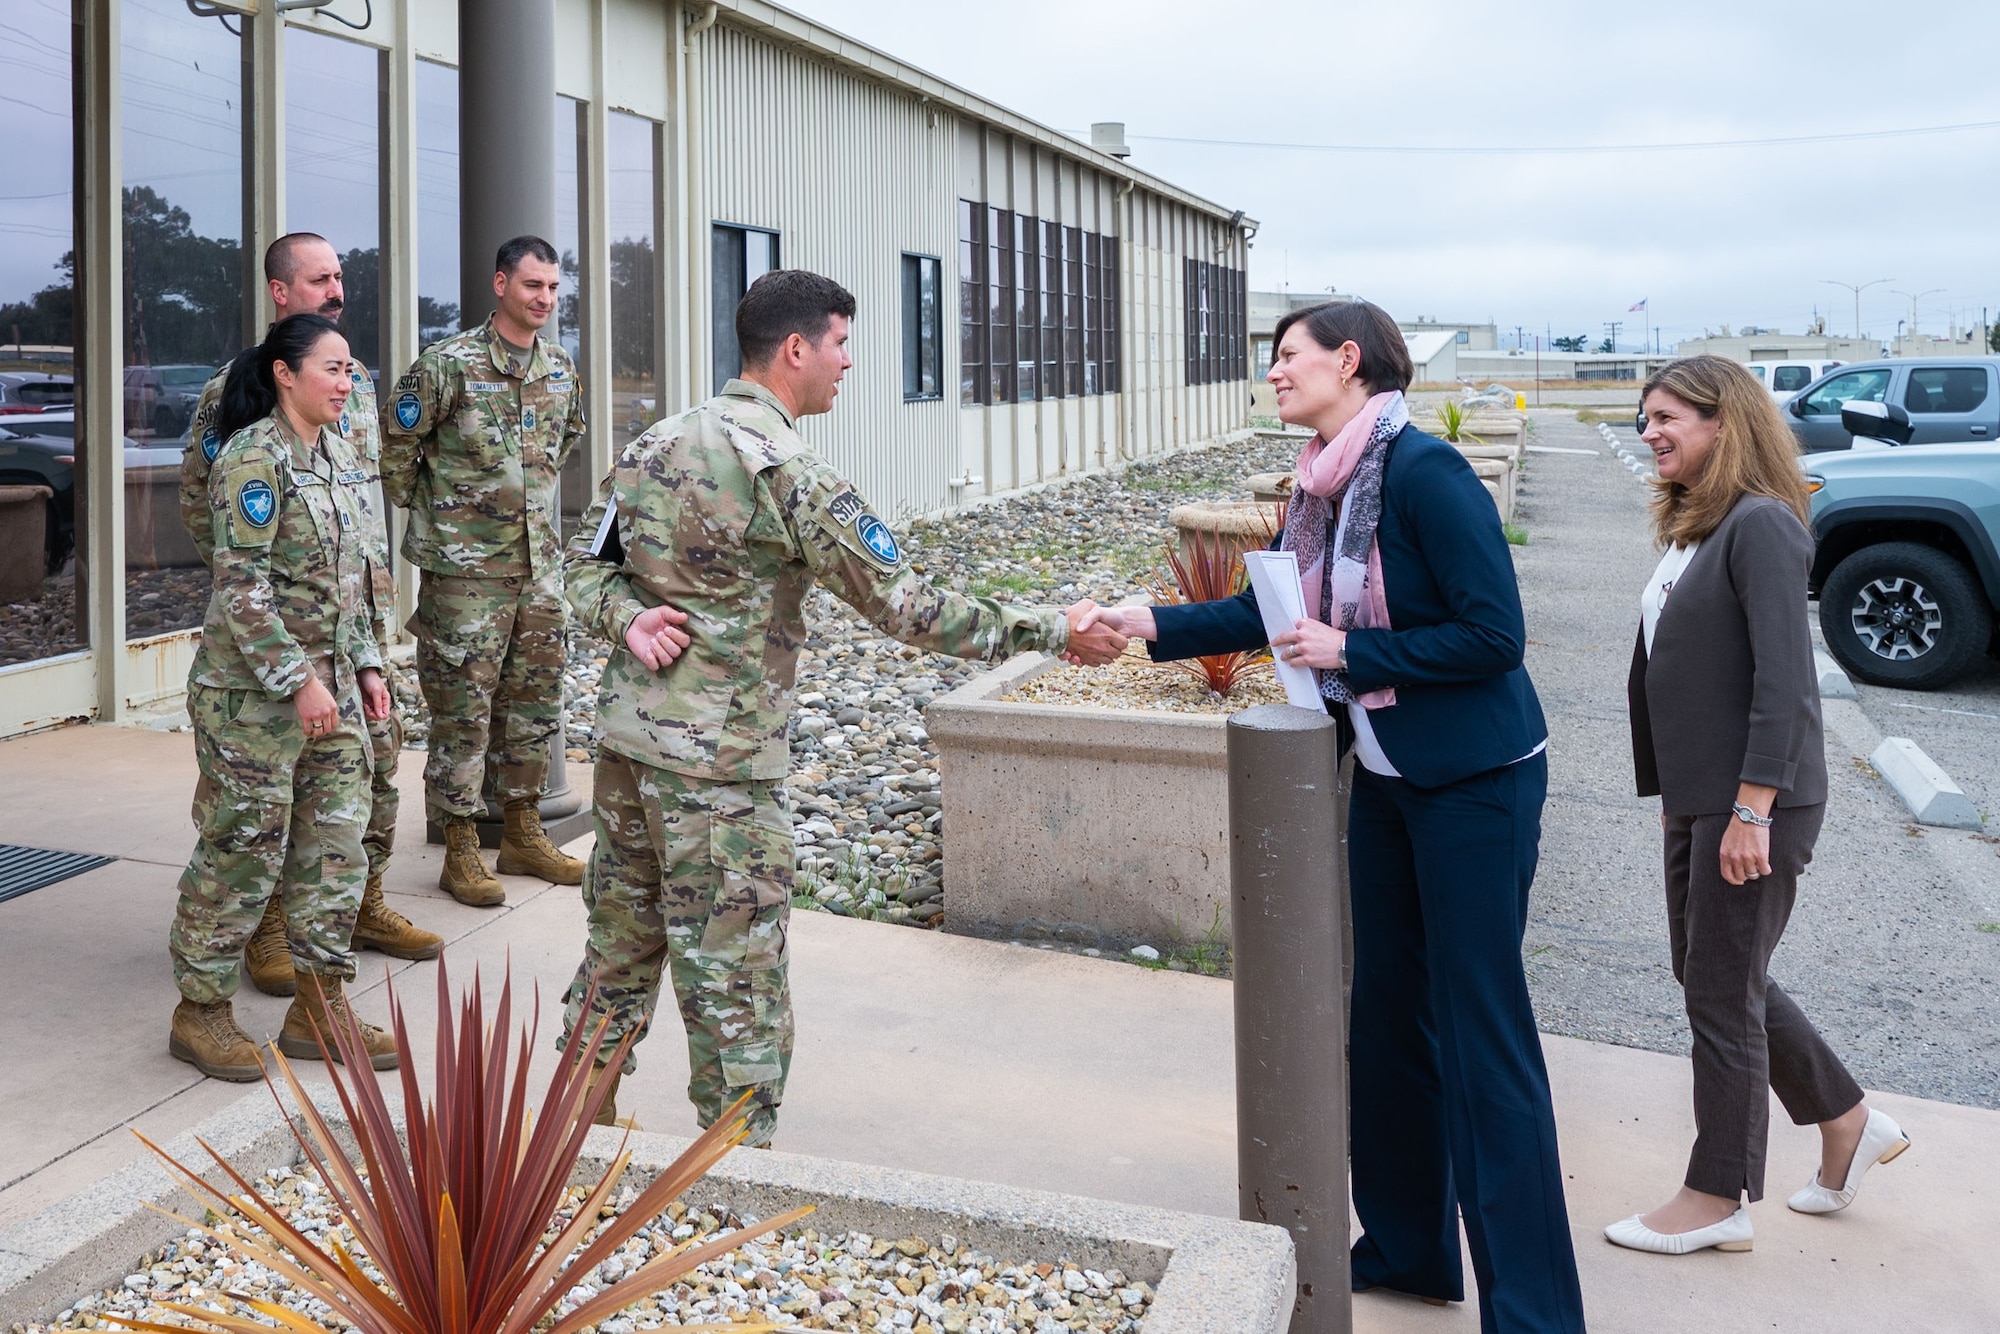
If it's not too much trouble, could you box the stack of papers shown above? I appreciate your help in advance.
[1241,549,1325,710]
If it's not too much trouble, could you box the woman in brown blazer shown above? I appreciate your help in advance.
[1604,356,1908,1256]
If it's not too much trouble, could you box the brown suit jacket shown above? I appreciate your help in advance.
[1628,494,1828,816]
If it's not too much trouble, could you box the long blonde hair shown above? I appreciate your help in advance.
[1644,355,1811,547]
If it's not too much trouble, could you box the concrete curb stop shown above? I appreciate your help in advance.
[1815,649,1858,700]
[1870,736,1985,830]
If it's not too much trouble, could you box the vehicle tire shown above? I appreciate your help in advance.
[1820,542,1992,691]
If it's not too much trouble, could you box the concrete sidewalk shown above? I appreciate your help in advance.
[0,723,1995,1331]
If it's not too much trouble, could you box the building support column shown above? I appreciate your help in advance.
[459,0,556,325]
[382,5,419,638]
[583,0,614,486]
[247,6,285,334]
[80,0,125,721]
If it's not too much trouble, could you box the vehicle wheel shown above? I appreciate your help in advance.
[1820,542,1992,690]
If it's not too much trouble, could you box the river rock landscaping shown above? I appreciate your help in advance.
[393,433,1306,936]
[26,1166,1154,1334]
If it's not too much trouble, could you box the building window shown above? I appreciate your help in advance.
[1040,219,1063,398]
[901,253,942,401]
[1099,234,1120,393]
[554,95,590,529]
[1013,212,1037,402]
[987,206,1013,404]
[122,0,251,643]
[711,223,778,393]
[1063,226,1084,397]
[0,0,86,667]
[1182,256,1245,386]
[957,201,986,405]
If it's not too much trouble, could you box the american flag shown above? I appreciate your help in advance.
[1629,297,1648,312]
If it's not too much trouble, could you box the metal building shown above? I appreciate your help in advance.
[0,0,1254,739]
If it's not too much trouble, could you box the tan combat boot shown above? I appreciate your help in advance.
[586,1065,624,1128]
[352,875,443,959]
[440,817,505,906]
[496,800,585,884]
[276,970,399,1070]
[168,998,264,1082]
[244,897,296,996]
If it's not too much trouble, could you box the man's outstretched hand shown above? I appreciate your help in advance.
[625,604,692,671]
[1062,598,1130,666]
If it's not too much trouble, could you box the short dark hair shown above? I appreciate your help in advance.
[265,232,331,284]
[496,235,560,275]
[1272,300,1413,393]
[736,269,857,367]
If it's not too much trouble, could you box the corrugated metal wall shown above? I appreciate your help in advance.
[688,16,1250,520]
[689,23,958,522]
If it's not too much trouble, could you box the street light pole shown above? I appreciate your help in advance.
[1891,288,1944,338]
[1821,277,1892,339]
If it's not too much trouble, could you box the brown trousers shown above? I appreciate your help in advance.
[1665,804,1864,1201]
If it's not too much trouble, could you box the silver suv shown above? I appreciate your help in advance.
[1785,357,2000,452]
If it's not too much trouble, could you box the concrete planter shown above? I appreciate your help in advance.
[0,1086,1296,1334]
[925,653,1234,949]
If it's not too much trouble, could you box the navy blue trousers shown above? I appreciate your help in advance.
[1347,753,1587,1333]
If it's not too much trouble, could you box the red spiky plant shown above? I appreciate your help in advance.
[1144,501,1286,696]
[110,961,809,1334]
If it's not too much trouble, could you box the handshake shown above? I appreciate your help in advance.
[1059,600,1158,667]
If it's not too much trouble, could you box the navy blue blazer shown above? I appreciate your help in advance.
[1150,425,1547,790]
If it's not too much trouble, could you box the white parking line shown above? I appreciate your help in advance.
[1887,700,2000,722]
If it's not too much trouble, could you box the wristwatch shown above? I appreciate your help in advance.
[1731,802,1774,828]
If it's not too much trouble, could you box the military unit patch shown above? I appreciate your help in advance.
[827,491,864,525]
[237,478,276,528]
[395,372,422,393]
[395,392,421,429]
[338,411,351,437]
[522,406,537,432]
[201,429,221,461]
[855,513,900,566]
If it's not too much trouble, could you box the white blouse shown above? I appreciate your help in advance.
[1641,542,1700,656]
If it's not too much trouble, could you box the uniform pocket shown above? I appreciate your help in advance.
[695,806,792,970]
[203,689,305,801]
[718,1035,784,1088]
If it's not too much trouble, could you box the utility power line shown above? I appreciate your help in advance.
[1104,116,2000,157]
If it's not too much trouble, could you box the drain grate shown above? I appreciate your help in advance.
[0,844,115,905]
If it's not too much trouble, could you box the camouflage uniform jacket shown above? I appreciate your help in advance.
[563,378,1070,782]
[189,412,383,698]
[379,315,584,581]
[182,360,394,645]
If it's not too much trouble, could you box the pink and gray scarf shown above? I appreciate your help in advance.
[1279,389,1407,708]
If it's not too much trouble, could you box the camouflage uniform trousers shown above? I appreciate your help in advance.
[364,705,402,878]
[560,749,794,1146]
[171,681,369,1004]
[411,571,564,822]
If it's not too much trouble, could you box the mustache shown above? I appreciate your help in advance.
[318,296,344,317]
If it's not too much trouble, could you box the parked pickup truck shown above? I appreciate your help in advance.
[1807,400,2000,689]
[1787,356,2000,452]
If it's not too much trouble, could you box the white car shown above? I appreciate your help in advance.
[1747,359,1843,403]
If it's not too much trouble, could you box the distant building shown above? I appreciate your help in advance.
[1674,332,1882,363]
[1455,348,1673,384]
[1246,291,1489,407]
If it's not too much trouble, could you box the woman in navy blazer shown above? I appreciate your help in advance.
[1083,302,1585,1333]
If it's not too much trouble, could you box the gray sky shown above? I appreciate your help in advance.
[7,1,1995,356]
[789,0,2000,351]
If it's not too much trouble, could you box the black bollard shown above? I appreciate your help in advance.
[1227,703,1349,1334]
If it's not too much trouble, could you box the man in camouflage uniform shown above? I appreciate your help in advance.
[557,270,1128,1145]
[380,235,587,906]
[172,335,397,1079]
[181,233,441,997]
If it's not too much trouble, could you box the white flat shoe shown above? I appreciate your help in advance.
[1789,1107,1910,1214]
[1603,1206,1753,1255]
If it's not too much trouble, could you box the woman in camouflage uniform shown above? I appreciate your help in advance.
[167,314,401,1080]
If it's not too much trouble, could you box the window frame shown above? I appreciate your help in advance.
[710,220,781,395]
[901,250,944,403]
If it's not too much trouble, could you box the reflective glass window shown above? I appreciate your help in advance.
[711,223,778,394]
[956,201,985,406]
[0,1,85,666]
[285,27,381,374]
[122,0,246,642]
[901,253,941,401]
[555,95,590,532]
[1904,366,1990,415]
[1800,369,1892,416]
[607,110,658,476]
[416,60,460,346]
[986,207,1011,404]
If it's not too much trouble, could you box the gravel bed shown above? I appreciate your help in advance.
[1004,655,1287,713]
[393,434,1304,933]
[31,1164,1154,1334]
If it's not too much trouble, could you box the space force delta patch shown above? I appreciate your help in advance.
[201,429,221,461]
[237,479,276,528]
[395,392,421,429]
[855,513,900,566]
